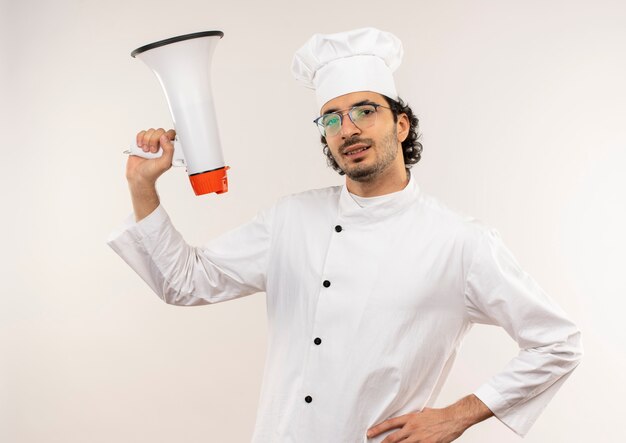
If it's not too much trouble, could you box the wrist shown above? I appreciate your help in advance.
[128,180,160,222]
[447,394,493,433]
[127,176,157,192]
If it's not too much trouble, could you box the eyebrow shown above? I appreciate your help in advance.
[321,100,377,115]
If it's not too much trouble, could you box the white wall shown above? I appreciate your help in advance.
[1,0,624,441]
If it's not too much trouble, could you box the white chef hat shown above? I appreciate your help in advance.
[291,27,403,110]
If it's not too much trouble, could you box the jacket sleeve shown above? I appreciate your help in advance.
[463,228,583,436]
[107,204,274,306]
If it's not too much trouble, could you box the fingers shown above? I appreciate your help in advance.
[164,128,176,141]
[135,128,177,153]
[367,415,407,439]
[136,130,146,149]
[380,429,410,443]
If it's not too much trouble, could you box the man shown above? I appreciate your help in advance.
[109,28,582,442]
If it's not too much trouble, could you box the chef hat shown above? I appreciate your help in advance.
[291,27,403,110]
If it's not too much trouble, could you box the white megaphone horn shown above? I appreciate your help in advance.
[125,31,229,196]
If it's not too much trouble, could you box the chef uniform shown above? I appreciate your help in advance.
[109,28,582,442]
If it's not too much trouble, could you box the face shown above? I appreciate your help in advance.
[320,91,408,184]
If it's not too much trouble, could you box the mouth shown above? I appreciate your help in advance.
[342,144,371,156]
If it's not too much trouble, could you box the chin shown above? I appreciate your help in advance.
[345,167,379,182]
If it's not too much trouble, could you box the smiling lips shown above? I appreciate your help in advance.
[342,144,371,156]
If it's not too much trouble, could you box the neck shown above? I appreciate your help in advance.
[346,167,410,197]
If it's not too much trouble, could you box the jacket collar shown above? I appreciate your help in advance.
[337,171,420,224]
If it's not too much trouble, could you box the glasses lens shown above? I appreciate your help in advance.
[316,104,379,137]
[320,113,342,137]
[349,105,377,129]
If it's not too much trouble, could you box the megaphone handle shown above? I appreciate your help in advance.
[124,139,186,167]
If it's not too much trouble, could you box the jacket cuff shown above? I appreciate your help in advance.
[135,205,170,238]
[474,384,523,436]
[107,205,169,244]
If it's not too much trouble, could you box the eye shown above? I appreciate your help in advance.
[321,114,341,128]
[352,105,376,120]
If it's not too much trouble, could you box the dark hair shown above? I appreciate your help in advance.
[321,95,423,175]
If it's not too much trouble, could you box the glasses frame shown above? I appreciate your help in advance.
[313,103,391,137]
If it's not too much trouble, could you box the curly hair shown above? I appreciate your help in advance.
[321,95,423,175]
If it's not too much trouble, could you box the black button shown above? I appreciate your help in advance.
[335,225,343,232]
[314,337,322,345]
[323,280,331,288]
[305,395,313,403]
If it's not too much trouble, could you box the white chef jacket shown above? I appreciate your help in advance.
[108,173,582,442]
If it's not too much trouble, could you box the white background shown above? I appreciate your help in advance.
[1,0,625,441]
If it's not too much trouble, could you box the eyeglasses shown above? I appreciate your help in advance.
[313,103,390,137]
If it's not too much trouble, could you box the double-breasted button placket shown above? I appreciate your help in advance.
[306,225,341,410]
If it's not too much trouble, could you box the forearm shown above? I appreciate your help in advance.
[129,180,160,222]
[108,205,210,305]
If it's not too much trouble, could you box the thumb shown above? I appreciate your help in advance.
[158,133,175,168]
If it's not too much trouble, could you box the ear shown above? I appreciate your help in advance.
[396,113,410,143]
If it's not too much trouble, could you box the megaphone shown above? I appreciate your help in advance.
[126,31,228,196]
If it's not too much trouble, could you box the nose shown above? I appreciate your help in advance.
[340,113,361,138]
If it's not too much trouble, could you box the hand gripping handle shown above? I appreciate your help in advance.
[124,137,186,167]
